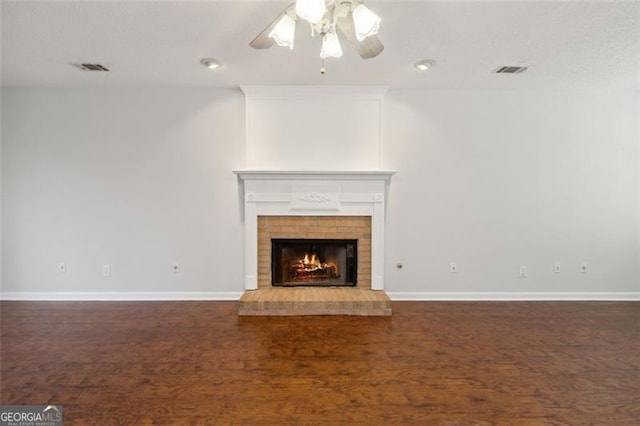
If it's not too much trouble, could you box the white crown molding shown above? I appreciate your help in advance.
[0,292,244,301]
[239,85,390,100]
[233,170,395,181]
[386,292,640,301]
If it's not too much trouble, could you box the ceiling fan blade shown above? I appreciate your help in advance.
[354,35,384,60]
[250,4,295,50]
[337,13,384,59]
[249,15,280,49]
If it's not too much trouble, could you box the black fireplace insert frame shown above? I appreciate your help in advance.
[271,238,358,287]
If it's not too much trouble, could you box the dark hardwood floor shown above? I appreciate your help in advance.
[1,301,639,425]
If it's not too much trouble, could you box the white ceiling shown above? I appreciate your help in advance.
[1,1,638,90]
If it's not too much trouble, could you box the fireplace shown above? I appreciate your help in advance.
[272,239,357,287]
[234,170,393,316]
[233,170,394,291]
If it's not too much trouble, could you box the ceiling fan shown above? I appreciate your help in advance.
[250,0,383,72]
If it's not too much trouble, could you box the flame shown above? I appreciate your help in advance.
[302,253,321,268]
[292,252,339,278]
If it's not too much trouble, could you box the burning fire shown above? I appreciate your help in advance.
[291,252,339,280]
[301,253,321,269]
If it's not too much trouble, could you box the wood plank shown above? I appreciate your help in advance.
[1,301,639,424]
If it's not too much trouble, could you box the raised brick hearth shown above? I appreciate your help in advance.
[237,287,391,316]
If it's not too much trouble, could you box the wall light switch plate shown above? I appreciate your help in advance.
[172,262,180,273]
[103,264,111,277]
[58,262,67,273]
[554,262,562,273]
[519,265,527,278]
[450,262,458,274]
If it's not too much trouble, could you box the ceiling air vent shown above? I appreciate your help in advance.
[71,63,110,72]
[494,65,528,74]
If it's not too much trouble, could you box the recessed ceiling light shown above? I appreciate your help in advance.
[200,58,221,70]
[414,59,435,71]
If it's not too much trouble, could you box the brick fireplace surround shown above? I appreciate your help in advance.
[234,170,394,315]
[257,216,372,289]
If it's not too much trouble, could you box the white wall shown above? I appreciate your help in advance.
[242,86,386,170]
[1,88,246,298]
[384,89,639,298]
[2,87,638,299]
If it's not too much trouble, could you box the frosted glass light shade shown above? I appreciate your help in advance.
[269,14,296,49]
[320,30,343,58]
[352,4,381,41]
[296,0,326,25]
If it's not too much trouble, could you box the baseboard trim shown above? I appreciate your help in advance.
[2,291,638,302]
[0,292,244,301]
[386,292,640,301]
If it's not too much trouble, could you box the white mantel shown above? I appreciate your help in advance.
[234,170,395,291]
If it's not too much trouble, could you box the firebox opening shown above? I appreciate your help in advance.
[271,239,358,287]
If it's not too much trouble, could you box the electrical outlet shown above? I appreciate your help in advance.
[519,265,527,278]
[450,262,458,274]
[172,262,180,273]
[580,262,588,273]
[58,262,67,273]
[103,264,111,277]
[554,262,562,273]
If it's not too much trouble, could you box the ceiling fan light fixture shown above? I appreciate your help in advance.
[320,30,343,59]
[249,0,384,67]
[200,58,221,70]
[296,0,326,25]
[269,14,296,49]
[352,4,381,41]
